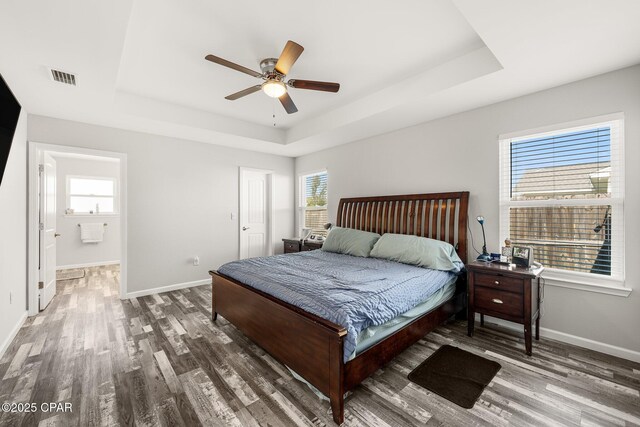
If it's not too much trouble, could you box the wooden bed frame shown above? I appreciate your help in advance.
[210,191,469,424]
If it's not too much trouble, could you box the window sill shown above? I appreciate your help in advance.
[64,213,120,218]
[542,269,631,297]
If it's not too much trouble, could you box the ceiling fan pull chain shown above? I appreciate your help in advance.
[272,98,277,127]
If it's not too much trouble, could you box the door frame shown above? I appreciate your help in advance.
[39,152,57,311]
[27,141,128,315]
[238,167,274,259]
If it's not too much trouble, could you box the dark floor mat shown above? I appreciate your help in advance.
[408,344,501,409]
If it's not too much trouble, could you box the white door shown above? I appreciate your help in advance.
[240,169,271,259]
[39,153,57,310]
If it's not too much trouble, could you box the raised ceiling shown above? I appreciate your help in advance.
[1,0,640,157]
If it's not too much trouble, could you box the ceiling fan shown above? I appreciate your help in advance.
[205,40,340,114]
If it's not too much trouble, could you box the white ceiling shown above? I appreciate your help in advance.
[1,0,640,157]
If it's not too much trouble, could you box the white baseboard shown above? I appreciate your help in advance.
[478,315,640,363]
[539,327,640,363]
[57,260,120,270]
[0,311,28,360]
[126,278,210,299]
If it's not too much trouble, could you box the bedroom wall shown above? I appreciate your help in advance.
[53,155,121,268]
[0,110,28,357]
[295,64,640,360]
[28,116,295,295]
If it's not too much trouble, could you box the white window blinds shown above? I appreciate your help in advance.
[499,116,624,280]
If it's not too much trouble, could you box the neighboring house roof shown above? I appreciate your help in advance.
[513,162,610,197]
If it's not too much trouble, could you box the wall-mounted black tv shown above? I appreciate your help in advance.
[0,73,22,187]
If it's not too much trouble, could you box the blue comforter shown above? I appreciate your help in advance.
[218,250,460,362]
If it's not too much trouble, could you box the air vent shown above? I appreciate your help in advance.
[49,69,76,86]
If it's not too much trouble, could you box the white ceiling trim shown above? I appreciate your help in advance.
[286,46,502,151]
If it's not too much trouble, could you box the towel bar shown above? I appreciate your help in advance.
[77,223,108,226]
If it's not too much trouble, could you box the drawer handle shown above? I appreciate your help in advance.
[494,280,500,285]
[492,298,503,304]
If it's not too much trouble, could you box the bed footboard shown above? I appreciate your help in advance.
[211,271,348,424]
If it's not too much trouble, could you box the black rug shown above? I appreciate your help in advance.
[408,345,501,409]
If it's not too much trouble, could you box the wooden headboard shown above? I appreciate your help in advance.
[336,192,470,263]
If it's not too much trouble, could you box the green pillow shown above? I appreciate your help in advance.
[370,233,462,271]
[321,227,381,257]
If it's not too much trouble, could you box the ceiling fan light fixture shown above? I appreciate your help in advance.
[262,80,287,98]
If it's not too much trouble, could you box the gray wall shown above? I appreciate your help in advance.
[29,117,295,294]
[296,65,640,357]
[0,110,27,356]
[53,156,121,268]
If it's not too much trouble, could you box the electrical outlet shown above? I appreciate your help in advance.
[193,256,200,266]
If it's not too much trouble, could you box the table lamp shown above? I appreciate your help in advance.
[476,216,491,262]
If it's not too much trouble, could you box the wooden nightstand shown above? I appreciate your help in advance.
[301,240,323,251]
[283,238,302,253]
[282,238,324,253]
[467,261,544,355]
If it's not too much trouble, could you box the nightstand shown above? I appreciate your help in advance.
[283,238,302,253]
[467,261,544,355]
[282,238,324,253]
[301,240,323,251]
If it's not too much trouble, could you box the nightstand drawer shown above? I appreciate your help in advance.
[475,287,523,317]
[284,242,300,253]
[474,272,524,293]
[302,241,323,251]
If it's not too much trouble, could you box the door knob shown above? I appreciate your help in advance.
[54,233,61,238]
[242,227,250,231]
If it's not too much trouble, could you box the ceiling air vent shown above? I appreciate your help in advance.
[49,69,76,86]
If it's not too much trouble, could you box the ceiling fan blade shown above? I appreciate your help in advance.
[288,79,340,93]
[279,92,298,114]
[225,85,262,100]
[275,41,304,75]
[205,54,263,78]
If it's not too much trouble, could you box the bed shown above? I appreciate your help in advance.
[209,192,469,424]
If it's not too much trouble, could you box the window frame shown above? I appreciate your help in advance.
[66,175,119,215]
[498,113,628,296]
[298,169,328,236]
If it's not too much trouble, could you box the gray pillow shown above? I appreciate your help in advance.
[370,233,463,271]
[321,227,381,257]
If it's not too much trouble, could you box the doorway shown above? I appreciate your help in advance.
[28,142,127,315]
[239,167,273,259]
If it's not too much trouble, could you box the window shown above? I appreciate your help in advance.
[499,116,624,284]
[299,171,328,236]
[67,176,117,214]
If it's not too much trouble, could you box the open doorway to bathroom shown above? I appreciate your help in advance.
[28,143,127,314]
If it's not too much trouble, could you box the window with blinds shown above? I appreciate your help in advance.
[299,171,328,236]
[499,116,624,280]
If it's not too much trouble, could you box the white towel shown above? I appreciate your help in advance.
[80,223,104,243]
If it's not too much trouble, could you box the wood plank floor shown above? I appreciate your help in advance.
[1,265,639,426]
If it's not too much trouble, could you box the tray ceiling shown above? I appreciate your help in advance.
[1,0,639,156]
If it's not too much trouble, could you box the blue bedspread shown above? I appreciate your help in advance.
[218,250,460,362]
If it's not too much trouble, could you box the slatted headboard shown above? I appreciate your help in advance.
[335,192,470,263]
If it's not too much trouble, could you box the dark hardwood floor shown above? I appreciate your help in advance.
[0,265,639,426]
